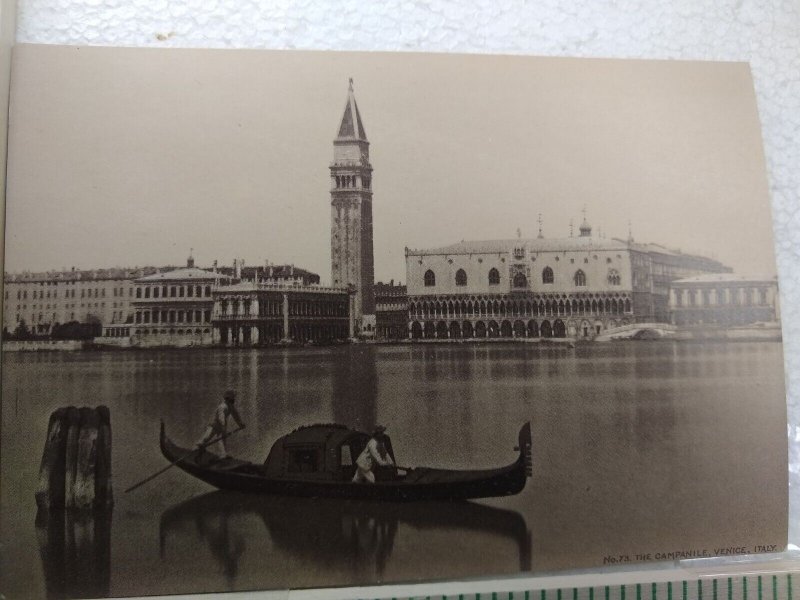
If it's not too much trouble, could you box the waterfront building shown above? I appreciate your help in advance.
[127,256,230,347]
[669,274,780,327]
[405,218,731,340]
[330,79,375,335]
[3,266,162,337]
[212,283,351,346]
[374,281,408,340]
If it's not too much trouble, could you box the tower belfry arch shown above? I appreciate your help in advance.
[329,80,375,334]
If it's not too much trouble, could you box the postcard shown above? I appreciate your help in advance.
[0,45,787,598]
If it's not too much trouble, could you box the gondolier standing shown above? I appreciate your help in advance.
[197,390,246,458]
[352,425,395,483]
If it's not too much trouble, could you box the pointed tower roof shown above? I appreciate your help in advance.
[336,78,368,141]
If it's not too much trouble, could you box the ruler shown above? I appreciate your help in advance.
[377,574,797,600]
[286,552,800,600]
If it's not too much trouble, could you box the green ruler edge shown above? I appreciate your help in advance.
[372,573,798,600]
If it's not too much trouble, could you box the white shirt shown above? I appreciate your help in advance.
[209,401,242,431]
[356,438,394,471]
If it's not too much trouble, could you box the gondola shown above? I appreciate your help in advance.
[159,421,532,501]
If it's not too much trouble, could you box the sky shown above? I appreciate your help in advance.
[4,46,778,284]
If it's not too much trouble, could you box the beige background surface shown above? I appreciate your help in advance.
[5,46,777,284]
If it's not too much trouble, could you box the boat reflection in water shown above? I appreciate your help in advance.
[159,491,531,590]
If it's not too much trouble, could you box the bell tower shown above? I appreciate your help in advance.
[330,79,375,332]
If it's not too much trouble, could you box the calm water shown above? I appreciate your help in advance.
[0,342,788,597]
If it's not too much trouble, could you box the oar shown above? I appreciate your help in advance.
[124,426,244,493]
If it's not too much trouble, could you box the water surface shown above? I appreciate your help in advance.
[0,342,788,597]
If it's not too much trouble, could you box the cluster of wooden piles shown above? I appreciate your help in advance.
[35,406,113,598]
[36,406,113,510]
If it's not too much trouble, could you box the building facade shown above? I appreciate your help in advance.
[217,260,320,286]
[374,280,408,340]
[629,242,733,323]
[212,283,351,346]
[3,266,161,337]
[405,220,731,340]
[121,257,325,346]
[330,80,375,335]
[669,274,780,327]
[127,261,229,347]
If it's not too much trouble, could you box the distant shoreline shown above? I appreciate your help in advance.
[1,334,782,353]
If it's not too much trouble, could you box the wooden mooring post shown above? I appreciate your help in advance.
[35,406,114,597]
[36,405,113,511]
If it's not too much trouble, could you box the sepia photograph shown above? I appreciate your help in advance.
[0,46,788,597]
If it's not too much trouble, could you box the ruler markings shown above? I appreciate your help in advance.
[382,573,800,600]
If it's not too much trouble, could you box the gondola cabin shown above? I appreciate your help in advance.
[264,424,382,482]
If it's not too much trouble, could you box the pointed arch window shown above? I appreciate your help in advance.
[607,269,621,286]
[424,270,436,287]
[574,270,587,287]
[455,269,467,286]
[513,273,528,288]
[488,268,500,285]
[542,267,554,284]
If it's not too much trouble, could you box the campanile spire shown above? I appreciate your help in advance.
[336,78,368,142]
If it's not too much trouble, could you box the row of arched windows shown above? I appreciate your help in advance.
[218,297,348,318]
[334,175,358,188]
[137,284,212,299]
[410,319,575,339]
[135,309,211,324]
[423,266,617,288]
[410,296,631,318]
[675,287,769,308]
[426,268,502,287]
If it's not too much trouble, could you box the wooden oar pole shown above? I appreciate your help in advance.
[124,426,244,494]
